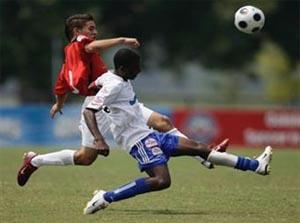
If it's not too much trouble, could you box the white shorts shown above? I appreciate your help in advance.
[80,97,154,149]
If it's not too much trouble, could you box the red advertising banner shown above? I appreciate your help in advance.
[172,108,300,148]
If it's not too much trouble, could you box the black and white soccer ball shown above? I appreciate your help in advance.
[234,5,265,34]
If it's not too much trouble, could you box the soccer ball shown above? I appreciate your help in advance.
[234,5,265,34]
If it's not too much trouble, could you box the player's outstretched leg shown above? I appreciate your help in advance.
[17,151,38,186]
[84,165,170,215]
[83,177,152,215]
[17,149,76,186]
[168,127,229,169]
[195,138,229,169]
[207,146,273,175]
[175,137,272,175]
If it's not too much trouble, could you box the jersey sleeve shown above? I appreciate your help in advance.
[86,81,122,111]
[77,35,93,47]
[54,64,70,95]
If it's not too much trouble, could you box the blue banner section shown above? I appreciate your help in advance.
[0,105,171,147]
[0,105,81,147]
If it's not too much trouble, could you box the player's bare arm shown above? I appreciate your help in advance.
[83,108,110,156]
[85,37,140,53]
[50,94,68,119]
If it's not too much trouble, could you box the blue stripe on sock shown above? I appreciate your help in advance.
[235,157,259,171]
[104,178,150,203]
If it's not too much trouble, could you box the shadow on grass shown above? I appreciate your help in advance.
[109,208,208,216]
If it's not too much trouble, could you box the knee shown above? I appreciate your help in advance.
[79,157,95,166]
[154,115,174,133]
[74,150,97,166]
[158,177,171,189]
[152,177,171,190]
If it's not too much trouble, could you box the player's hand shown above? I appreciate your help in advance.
[50,103,63,119]
[123,38,140,48]
[94,139,110,157]
[88,81,102,90]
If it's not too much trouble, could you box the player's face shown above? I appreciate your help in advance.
[125,62,141,80]
[80,21,98,40]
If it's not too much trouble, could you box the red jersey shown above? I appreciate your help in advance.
[54,35,108,96]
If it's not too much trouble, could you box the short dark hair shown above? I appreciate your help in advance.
[114,48,140,69]
[64,13,94,41]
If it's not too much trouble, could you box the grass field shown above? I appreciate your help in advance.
[1,148,299,223]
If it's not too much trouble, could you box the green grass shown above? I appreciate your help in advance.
[1,148,299,223]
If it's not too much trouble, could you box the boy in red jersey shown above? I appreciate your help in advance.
[17,14,228,187]
[51,14,140,113]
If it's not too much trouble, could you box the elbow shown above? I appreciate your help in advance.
[85,44,98,53]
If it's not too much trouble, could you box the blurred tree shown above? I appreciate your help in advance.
[254,40,300,104]
[100,0,288,69]
[0,0,103,102]
[1,0,62,101]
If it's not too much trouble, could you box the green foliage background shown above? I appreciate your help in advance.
[0,0,299,103]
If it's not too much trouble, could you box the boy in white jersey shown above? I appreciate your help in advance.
[83,48,273,215]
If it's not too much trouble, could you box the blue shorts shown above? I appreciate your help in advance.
[130,132,179,172]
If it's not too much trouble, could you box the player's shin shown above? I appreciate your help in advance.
[207,150,259,171]
[167,128,213,168]
[31,150,75,167]
[103,178,151,203]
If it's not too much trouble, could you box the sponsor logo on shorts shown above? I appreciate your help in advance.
[151,147,163,155]
[145,138,158,148]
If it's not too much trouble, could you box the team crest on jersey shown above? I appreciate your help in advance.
[151,147,163,155]
[145,138,158,148]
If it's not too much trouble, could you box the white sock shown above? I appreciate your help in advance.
[167,128,209,164]
[207,150,238,167]
[31,150,75,167]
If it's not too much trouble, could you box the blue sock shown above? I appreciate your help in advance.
[235,157,259,171]
[103,178,151,203]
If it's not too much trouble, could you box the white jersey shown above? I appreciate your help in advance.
[81,96,111,133]
[86,71,153,152]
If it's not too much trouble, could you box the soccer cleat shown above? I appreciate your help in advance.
[213,138,229,153]
[210,138,229,152]
[17,151,38,186]
[83,190,109,215]
[199,138,230,169]
[255,146,273,175]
